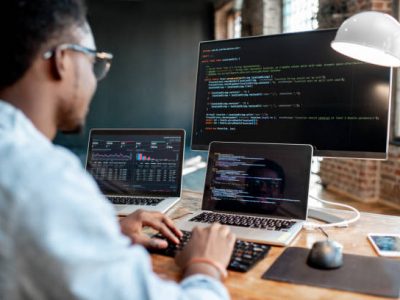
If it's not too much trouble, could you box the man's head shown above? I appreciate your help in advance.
[0,0,111,136]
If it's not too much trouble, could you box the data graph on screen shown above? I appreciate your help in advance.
[86,133,183,195]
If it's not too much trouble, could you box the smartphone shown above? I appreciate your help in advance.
[367,233,400,257]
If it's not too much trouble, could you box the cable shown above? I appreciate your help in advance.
[303,194,361,229]
[319,227,329,240]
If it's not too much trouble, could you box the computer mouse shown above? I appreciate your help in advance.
[307,240,343,270]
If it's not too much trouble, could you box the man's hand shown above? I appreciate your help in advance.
[120,209,182,249]
[175,223,235,279]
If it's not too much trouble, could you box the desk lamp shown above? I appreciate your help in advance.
[307,11,398,227]
[331,11,400,67]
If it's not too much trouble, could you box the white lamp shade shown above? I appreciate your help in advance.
[331,11,400,67]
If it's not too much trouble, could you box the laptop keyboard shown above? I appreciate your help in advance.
[189,212,296,231]
[108,196,165,206]
[150,230,270,272]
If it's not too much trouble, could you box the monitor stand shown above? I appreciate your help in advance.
[307,208,346,224]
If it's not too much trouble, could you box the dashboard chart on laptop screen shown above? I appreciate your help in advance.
[191,29,391,158]
[86,133,183,195]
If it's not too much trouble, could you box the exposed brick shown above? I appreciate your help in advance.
[317,0,399,205]
[370,0,393,14]
[262,0,281,35]
[372,2,384,9]
[242,0,264,36]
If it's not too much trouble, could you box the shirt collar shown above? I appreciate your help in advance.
[0,99,51,145]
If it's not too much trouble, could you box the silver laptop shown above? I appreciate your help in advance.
[86,129,185,215]
[177,142,312,246]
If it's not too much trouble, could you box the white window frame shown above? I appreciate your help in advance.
[282,0,318,33]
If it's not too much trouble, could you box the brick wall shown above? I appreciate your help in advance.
[320,159,380,202]
[262,0,281,35]
[215,0,399,207]
[371,0,392,12]
[318,0,392,27]
[241,0,264,36]
[215,1,234,40]
[240,0,282,37]
[318,0,400,208]
[380,145,400,207]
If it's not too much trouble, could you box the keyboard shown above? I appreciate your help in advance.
[189,212,295,231]
[150,230,270,272]
[108,196,164,206]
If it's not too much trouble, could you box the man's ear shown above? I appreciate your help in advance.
[50,48,69,81]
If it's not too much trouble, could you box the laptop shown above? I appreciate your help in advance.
[176,142,313,246]
[86,129,185,215]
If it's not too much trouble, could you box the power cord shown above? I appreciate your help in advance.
[303,194,361,229]
[319,227,329,240]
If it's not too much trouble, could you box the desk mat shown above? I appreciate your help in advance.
[262,247,400,298]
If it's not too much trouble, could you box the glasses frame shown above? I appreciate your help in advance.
[43,44,113,81]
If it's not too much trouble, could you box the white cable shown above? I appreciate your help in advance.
[303,194,361,229]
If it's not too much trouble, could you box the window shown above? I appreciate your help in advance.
[395,4,400,141]
[395,74,400,140]
[282,0,318,33]
[215,1,241,40]
[227,10,242,38]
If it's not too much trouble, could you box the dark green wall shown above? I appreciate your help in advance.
[54,0,214,152]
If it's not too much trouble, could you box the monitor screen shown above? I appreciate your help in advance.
[86,129,185,196]
[191,29,391,158]
[202,142,313,220]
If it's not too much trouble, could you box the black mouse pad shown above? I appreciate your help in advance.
[262,247,400,298]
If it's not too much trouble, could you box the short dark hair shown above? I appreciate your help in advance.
[0,0,87,90]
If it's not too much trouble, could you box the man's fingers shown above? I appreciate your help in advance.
[144,218,180,244]
[149,238,168,249]
[227,232,236,247]
[132,234,168,249]
[142,213,181,244]
[157,223,180,244]
[139,211,162,225]
[219,225,231,237]
[162,215,183,238]
[135,211,181,244]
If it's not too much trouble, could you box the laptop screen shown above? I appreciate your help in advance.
[86,129,185,197]
[202,142,312,220]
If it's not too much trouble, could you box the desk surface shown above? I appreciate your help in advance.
[151,190,400,300]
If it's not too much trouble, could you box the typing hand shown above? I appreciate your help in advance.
[175,223,235,279]
[120,209,182,249]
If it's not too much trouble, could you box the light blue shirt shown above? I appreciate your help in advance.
[0,100,230,300]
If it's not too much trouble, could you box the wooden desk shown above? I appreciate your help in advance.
[151,190,400,300]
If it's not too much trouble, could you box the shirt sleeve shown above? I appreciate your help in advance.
[13,148,230,300]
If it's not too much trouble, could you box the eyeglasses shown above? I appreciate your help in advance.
[43,44,113,81]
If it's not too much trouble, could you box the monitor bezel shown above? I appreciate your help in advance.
[201,141,313,221]
[86,128,186,197]
[190,29,392,160]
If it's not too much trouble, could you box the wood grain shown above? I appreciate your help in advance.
[151,190,400,300]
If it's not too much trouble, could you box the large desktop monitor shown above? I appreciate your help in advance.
[191,29,392,159]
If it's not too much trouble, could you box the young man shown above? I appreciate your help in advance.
[0,1,235,299]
